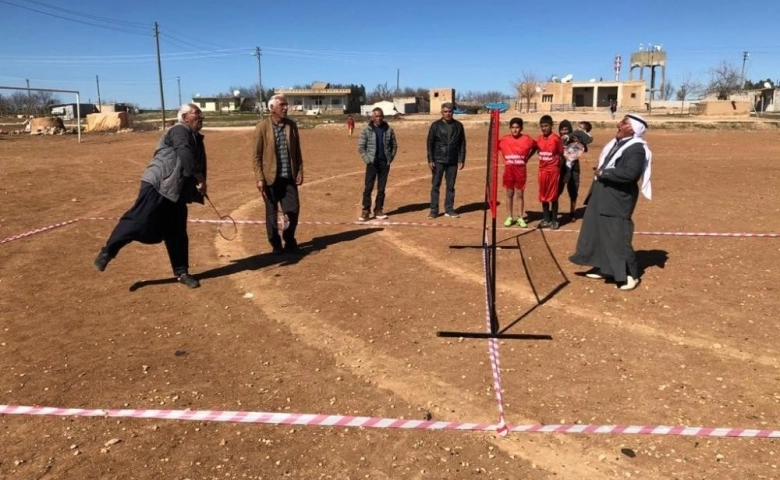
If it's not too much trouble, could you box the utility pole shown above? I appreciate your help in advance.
[25,78,31,115]
[396,68,400,96]
[154,21,166,128]
[96,75,102,111]
[741,51,749,89]
[177,76,182,106]
[252,46,263,116]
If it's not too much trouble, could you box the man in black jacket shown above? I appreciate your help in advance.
[427,102,466,218]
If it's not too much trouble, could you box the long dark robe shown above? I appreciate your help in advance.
[569,142,646,283]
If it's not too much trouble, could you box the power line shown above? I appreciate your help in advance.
[0,0,150,36]
[23,0,149,28]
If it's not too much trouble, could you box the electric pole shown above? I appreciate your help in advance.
[177,76,182,106]
[252,46,263,116]
[96,75,102,111]
[154,21,166,128]
[396,68,400,96]
[741,51,749,89]
[25,78,31,115]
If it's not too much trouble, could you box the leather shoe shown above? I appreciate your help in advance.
[178,273,200,289]
[93,247,111,272]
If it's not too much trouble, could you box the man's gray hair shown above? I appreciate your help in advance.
[268,94,287,109]
[441,102,454,110]
[177,103,199,122]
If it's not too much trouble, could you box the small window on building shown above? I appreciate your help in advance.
[434,92,439,98]
[631,93,636,99]
[198,101,206,108]
[542,94,553,103]
[294,99,303,105]
[331,98,340,106]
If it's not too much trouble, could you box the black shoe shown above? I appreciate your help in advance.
[282,241,302,254]
[177,273,200,289]
[538,220,552,228]
[428,211,438,219]
[270,241,283,255]
[93,247,111,272]
[550,221,560,230]
[445,210,460,218]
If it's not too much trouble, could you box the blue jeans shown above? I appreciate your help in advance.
[430,163,458,213]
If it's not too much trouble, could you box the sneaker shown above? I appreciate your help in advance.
[93,247,111,272]
[359,210,371,221]
[516,217,528,228]
[538,220,551,228]
[445,210,460,218]
[178,273,200,289]
[551,221,560,230]
[619,276,640,291]
[428,211,438,219]
[375,209,388,220]
[503,216,514,227]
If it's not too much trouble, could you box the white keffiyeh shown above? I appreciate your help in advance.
[598,115,653,200]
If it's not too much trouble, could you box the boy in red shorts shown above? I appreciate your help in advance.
[536,115,564,229]
[498,117,537,227]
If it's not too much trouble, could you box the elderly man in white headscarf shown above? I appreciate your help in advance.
[569,114,652,291]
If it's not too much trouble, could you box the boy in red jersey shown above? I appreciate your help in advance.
[536,115,564,229]
[498,117,537,227]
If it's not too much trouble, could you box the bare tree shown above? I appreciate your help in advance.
[662,82,675,100]
[366,83,392,103]
[513,71,540,113]
[458,90,507,104]
[707,61,741,100]
[676,74,704,114]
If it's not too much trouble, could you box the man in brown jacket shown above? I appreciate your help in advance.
[253,94,304,254]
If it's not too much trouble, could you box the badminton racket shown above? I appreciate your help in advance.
[204,194,237,241]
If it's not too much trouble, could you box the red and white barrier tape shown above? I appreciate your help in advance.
[1,405,777,438]
[3,217,779,246]
[0,220,80,245]
[482,229,508,435]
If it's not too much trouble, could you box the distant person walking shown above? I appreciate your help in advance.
[570,114,653,291]
[609,101,617,120]
[357,107,398,221]
[253,94,304,255]
[93,103,207,289]
[346,115,355,138]
[427,102,466,219]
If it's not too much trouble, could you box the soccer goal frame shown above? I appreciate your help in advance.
[0,85,83,143]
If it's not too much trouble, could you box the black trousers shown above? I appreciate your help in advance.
[430,163,458,213]
[558,160,581,201]
[105,181,189,276]
[362,161,390,211]
[264,177,300,248]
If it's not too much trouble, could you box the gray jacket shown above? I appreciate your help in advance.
[358,121,398,165]
[141,123,206,203]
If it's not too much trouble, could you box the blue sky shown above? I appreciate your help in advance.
[2,0,780,108]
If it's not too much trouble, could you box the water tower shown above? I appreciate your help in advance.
[629,44,666,100]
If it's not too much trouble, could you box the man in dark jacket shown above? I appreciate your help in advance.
[357,107,398,221]
[427,102,466,218]
[93,103,207,288]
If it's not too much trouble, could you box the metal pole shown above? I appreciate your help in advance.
[25,78,31,115]
[741,51,749,89]
[254,46,263,117]
[154,21,166,128]
[177,76,181,106]
[76,93,81,143]
[96,75,102,111]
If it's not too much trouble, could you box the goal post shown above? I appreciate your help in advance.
[0,85,82,143]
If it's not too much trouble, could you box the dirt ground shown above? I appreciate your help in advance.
[1,119,780,480]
